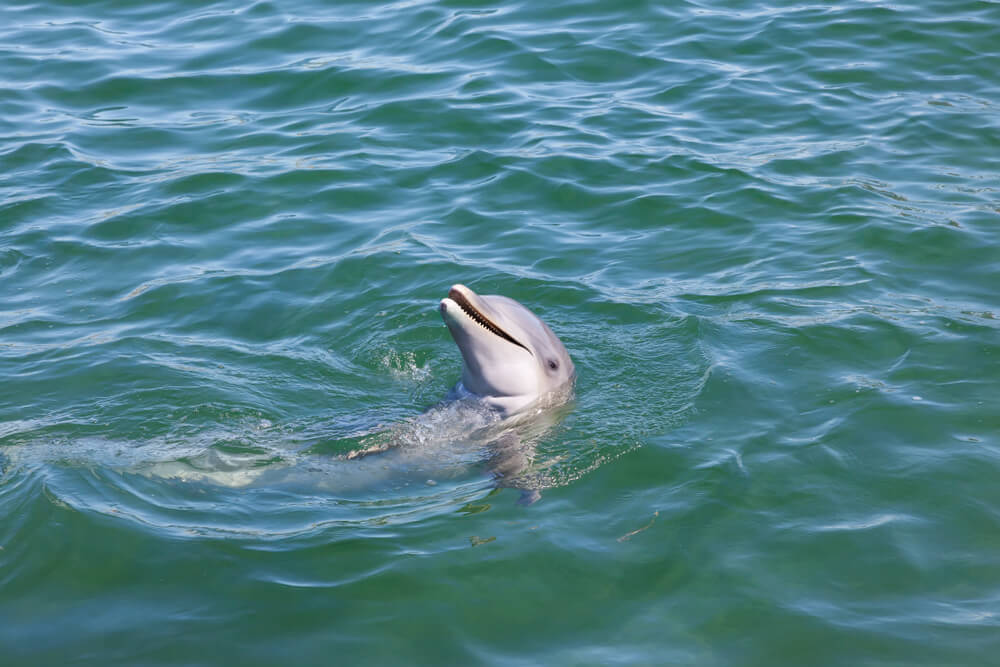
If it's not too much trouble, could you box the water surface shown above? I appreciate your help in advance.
[2,0,999,664]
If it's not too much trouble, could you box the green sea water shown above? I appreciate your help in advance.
[2,0,999,664]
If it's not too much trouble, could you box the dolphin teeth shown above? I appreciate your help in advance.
[450,289,531,353]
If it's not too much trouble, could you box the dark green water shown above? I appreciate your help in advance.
[3,0,999,664]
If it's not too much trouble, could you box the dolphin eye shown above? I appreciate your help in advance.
[547,359,559,371]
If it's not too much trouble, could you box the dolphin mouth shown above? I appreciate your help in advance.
[446,286,532,354]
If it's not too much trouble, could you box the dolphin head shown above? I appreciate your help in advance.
[439,284,575,416]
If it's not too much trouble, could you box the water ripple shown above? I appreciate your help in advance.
[3,0,1000,662]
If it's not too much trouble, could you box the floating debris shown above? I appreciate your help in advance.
[618,511,659,542]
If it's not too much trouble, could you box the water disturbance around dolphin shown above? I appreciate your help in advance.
[0,284,595,517]
[2,277,675,532]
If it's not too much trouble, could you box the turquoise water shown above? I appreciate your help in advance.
[3,0,999,663]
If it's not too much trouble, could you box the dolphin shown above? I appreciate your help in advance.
[438,284,576,417]
[137,286,576,505]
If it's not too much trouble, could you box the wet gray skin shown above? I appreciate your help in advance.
[438,284,575,417]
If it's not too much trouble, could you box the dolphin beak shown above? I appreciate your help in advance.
[441,284,531,354]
